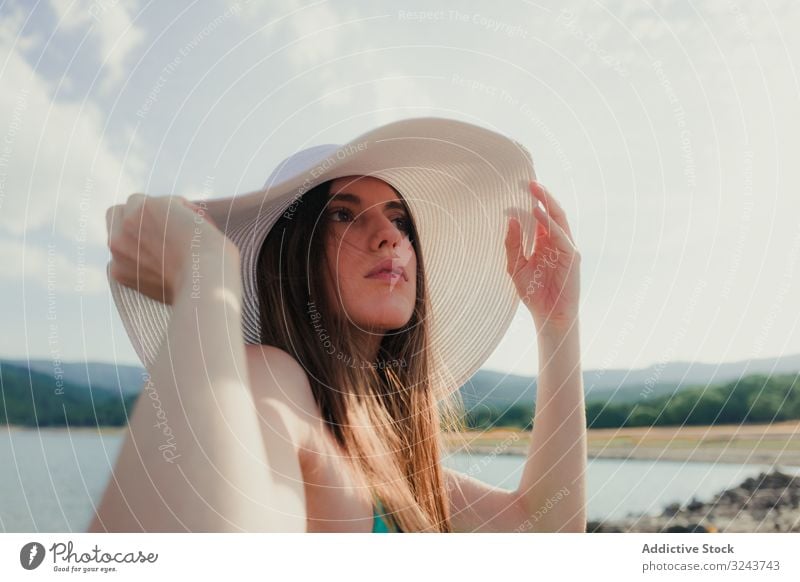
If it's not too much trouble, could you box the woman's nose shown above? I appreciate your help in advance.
[369,215,404,251]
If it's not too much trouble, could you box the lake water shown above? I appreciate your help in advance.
[2,428,797,532]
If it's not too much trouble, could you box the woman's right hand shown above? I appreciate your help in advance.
[105,194,235,305]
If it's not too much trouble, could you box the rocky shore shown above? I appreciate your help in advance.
[588,469,800,533]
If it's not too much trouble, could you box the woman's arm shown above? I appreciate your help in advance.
[506,180,586,532]
[89,197,305,532]
[443,322,585,533]
[514,321,586,532]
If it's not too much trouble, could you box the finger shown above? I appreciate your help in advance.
[121,193,148,236]
[533,205,577,255]
[125,192,147,211]
[530,181,575,243]
[105,204,123,242]
[536,185,575,246]
[108,256,137,287]
[106,202,135,264]
[504,216,528,277]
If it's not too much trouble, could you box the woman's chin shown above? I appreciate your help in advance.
[351,305,414,331]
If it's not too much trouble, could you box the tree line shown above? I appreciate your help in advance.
[465,373,800,430]
[2,362,798,430]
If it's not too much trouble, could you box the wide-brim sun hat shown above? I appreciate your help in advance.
[108,116,537,397]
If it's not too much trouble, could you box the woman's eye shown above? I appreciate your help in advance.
[328,208,353,222]
[393,216,411,234]
[328,208,411,237]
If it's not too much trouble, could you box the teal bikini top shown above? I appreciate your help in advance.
[372,496,402,533]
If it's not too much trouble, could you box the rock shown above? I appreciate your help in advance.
[685,497,705,511]
[592,468,800,533]
[661,502,681,517]
[586,520,623,533]
[662,522,709,533]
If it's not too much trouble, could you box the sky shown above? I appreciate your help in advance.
[1,0,798,377]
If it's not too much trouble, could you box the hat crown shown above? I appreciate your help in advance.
[263,143,341,189]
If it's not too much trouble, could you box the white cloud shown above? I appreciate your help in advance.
[48,0,145,94]
[0,5,144,246]
[0,237,107,294]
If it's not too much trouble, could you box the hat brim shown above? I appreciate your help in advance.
[109,116,536,398]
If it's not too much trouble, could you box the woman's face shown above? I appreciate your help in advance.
[323,175,417,333]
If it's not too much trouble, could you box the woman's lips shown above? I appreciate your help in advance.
[366,270,406,283]
[365,257,408,281]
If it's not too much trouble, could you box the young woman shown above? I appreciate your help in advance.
[90,118,586,533]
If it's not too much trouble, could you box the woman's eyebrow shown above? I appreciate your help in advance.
[329,192,406,212]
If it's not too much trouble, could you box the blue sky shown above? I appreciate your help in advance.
[1,0,798,376]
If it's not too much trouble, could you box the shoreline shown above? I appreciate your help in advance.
[7,421,800,467]
[3,425,127,435]
[588,469,800,533]
[443,421,800,467]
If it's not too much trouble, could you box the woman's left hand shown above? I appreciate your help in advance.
[505,180,581,333]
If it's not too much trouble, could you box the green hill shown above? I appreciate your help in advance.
[466,373,800,430]
[0,362,135,427]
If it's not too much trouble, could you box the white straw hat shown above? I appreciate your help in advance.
[108,117,536,396]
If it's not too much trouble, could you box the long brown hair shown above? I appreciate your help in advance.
[255,177,464,532]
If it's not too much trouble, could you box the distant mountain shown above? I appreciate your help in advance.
[0,362,135,426]
[583,353,800,399]
[458,370,536,410]
[4,353,800,419]
[459,353,800,410]
[6,359,146,397]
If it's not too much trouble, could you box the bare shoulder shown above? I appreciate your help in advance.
[244,344,323,453]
